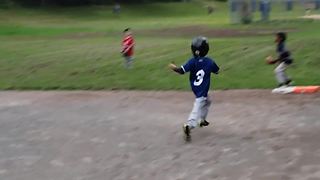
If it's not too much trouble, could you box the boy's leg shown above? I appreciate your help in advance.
[274,62,290,86]
[124,56,132,68]
[123,56,128,68]
[184,97,208,141]
[127,56,133,68]
[183,98,201,141]
[199,97,211,127]
[200,97,211,120]
[186,98,203,129]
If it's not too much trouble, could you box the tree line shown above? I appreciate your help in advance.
[0,0,184,7]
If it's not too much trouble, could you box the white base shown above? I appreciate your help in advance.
[271,86,295,94]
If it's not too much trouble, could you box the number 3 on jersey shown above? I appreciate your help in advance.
[194,69,205,86]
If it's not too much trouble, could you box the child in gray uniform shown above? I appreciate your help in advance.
[266,32,293,87]
[169,36,220,141]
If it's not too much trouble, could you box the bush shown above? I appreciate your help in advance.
[0,0,10,8]
[9,0,183,6]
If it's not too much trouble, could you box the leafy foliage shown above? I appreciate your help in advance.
[10,0,183,6]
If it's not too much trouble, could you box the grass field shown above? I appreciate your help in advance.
[0,1,320,90]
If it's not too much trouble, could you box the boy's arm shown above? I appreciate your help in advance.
[266,55,278,64]
[267,46,289,64]
[211,60,220,74]
[121,40,126,53]
[168,63,184,74]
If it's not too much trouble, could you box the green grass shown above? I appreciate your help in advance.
[0,1,319,90]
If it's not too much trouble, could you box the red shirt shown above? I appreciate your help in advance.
[122,35,134,56]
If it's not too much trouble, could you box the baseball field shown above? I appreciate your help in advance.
[0,1,319,90]
[0,1,320,180]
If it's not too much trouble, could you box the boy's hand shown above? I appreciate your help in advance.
[168,62,184,74]
[121,50,128,57]
[168,63,177,70]
[266,56,275,64]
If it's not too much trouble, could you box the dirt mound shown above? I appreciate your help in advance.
[138,25,296,38]
[54,25,296,39]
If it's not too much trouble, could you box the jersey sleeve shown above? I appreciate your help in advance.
[127,37,134,47]
[121,39,127,52]
[211,60,220,74]
[181,59,194,73]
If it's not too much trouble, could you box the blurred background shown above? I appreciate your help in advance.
[1,1,320,180]
[0,0,319,90]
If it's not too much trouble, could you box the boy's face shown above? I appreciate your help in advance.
[124,31,132,36]
[275,35,281,43]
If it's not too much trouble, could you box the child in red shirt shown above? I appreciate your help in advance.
[121,28,135,68]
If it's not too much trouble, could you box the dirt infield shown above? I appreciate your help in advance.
[137,26,296,38]
[52,26,297,40]
[0,90,320,180]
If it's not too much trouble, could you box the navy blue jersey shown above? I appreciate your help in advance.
[181,57,219,98]
[277,42,292,64]
[277,42,286,55]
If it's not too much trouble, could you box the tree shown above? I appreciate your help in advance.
[0,0,9,8]
[10,0,183,6]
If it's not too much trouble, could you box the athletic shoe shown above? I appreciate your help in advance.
[183,124,191,141]
[285,79,294,86]
[278,83,289,88]
[199,119,210,127]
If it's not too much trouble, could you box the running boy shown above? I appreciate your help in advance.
[266,32,293,87]
[121,28,135,68]
[169,36,220,141]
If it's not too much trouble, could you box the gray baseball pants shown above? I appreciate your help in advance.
[187,96,211,128]
[124,56,133,69]
[274,62,290,84]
